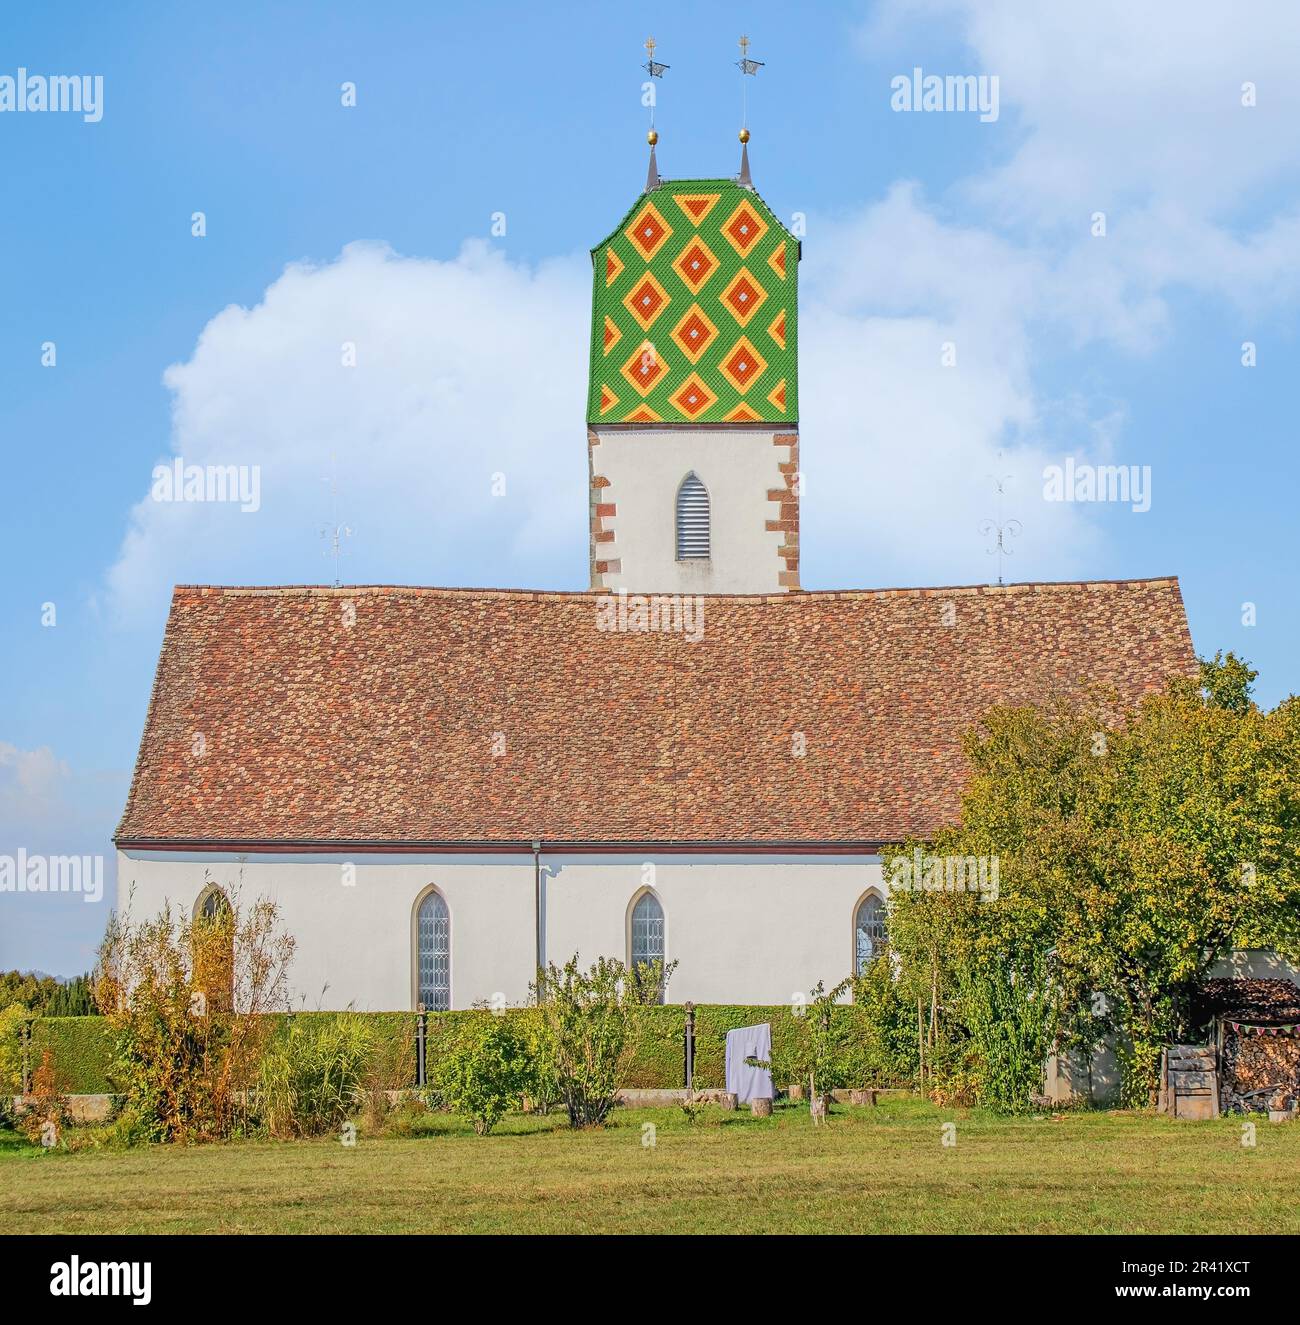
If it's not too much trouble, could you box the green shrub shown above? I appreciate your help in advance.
[850,955,921,1086]
[433,1013,529,1135]
[530,955,674,1128]
[957,953,1055,1113]
[257,1014,375,1138]
[95,898,295,1143]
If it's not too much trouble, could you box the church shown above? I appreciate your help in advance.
[114,130,1195,1012]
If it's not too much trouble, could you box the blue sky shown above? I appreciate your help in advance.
[3,1,1298,974]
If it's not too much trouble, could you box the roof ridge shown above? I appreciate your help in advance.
[170,577,1184,604]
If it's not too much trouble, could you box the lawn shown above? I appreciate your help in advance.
[2,1098,1297,1235]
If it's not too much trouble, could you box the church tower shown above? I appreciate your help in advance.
[586,123,800,594]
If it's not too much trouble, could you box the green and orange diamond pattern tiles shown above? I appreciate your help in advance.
[587,179,798,423]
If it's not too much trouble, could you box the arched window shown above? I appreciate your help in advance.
[630,891,666,1003]
[854,893,887,976]
[676,472,710,560]
[416,890,451,1011]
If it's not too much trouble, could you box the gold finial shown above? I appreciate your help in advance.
[646,36,656,56]
[739,127,750,143]
[648,129,658,145]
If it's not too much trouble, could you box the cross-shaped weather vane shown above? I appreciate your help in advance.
[643,36,669,78]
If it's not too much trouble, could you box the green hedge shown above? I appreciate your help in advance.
[690,1005,875,1088]
[29,1017,118,1094]
[26,1005,888,1095]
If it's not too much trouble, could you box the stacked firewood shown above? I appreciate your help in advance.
[1220,1031,1300,1116]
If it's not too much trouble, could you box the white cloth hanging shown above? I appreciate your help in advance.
[725,1022,773,1102]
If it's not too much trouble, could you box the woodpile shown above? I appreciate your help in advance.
[1186,978,1300,1120]
[1221,1030,1300,1118]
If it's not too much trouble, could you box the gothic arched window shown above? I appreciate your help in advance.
[676,472,710,560]
[854,893,887,975]
[630,891,666,1003]
[416,889,451,1011]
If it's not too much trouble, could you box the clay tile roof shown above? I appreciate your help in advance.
[116,578,1195,848]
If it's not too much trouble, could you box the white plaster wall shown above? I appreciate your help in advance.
[1208,949,1300,984]
[118,850,882,1010]
[593,428,792,595]
[544,855,882,1004]
[117,851,536,1011]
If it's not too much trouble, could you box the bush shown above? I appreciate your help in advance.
[514,1006,562,1114]
[433,1013,529,1135]
[957,953,1055,1113]
[95,896,295,1142]
[257,1014,374,1138]
[530,954,674,1129]
[19,1050,71,1146]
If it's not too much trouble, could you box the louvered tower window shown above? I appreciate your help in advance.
[675,472,710,560]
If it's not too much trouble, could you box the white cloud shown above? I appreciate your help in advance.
[800,182,1098,584]
[866,0,1300,311]
[108,240,593,619]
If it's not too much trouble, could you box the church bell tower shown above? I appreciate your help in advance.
[585,66,800,596]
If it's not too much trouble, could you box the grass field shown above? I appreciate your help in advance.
[2,1098,1297,1235]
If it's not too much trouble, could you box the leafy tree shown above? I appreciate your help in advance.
[0,972,52,1011]
[884,653,1300,1106]
[1199,650,1257,715]
[45,974,97,1017]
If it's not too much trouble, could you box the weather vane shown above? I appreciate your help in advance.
[736,35,763,186]
[737,34,764,77]
[643,35,669,79]
[979,456,1021,585]
[320,452,353,588]
[642,38,667,188]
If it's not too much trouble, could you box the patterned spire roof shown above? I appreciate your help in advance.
[587,178,798,424]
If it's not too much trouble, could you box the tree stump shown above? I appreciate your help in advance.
[849,1088,877,1107]
[718,1091,737,1111]
[788,1084,804,1101]
[750,1096,773,1118]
